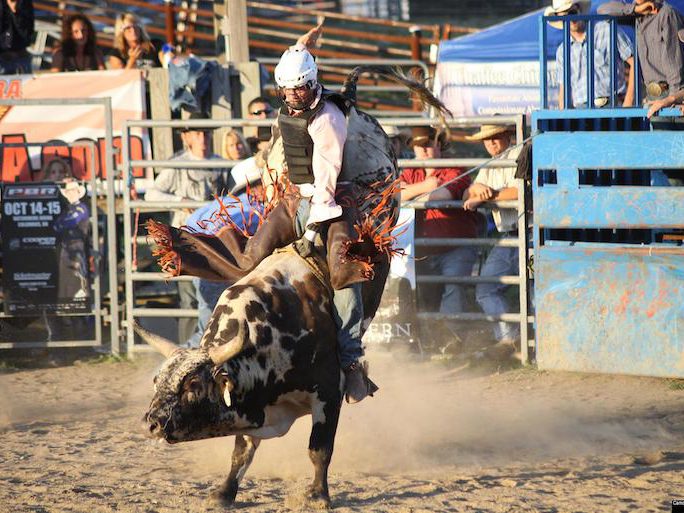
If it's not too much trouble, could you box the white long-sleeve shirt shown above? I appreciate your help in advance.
[285,68,347,228]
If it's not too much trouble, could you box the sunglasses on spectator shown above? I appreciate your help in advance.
[250,107,273,116]
[122,24,137,31]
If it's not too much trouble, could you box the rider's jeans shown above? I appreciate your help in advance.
[295,198,364,369]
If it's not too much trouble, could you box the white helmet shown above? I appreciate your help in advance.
[274,45,318,89]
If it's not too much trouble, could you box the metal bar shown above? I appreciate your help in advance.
[0,340,101,349]
[410,199,518,209]
[634,23,641,104]
[416,275,521,285]
[264,84,417,93]
[517,165,530,363]
[540,14,548,109]
[609,18,617,108]
[415,237,520,247]
[132,308,199,318]
[563,18,571,109]
[587,18,594,109]
[124,115,524,130]
[398,158,517,168]
[104,98,120,354]
[122,121,135,356]
[256,57,429,78]
[132,272,195,282]
[418,312,524,322]
[84,141,103,349]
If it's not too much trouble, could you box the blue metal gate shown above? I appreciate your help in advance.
[532,109,684,377]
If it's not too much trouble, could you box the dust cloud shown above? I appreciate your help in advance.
[183,352,676,480]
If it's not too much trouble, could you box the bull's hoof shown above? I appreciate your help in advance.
[303,486,331,510]
[207,488,236,507]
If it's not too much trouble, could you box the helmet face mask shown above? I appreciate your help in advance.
[278,80,318,110]
[274,46,319,110]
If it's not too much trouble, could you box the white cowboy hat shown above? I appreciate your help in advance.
[59,180,86,201]
[465,124,514,142]
[381,124,410,141]
[544,0,590,30]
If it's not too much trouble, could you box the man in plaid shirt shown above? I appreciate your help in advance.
[547,0,635,108]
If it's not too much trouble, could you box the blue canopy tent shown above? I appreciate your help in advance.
[434,0,684,116]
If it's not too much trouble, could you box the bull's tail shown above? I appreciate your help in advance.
[340,65,452,128]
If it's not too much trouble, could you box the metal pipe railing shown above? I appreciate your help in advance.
[122,114,532,360]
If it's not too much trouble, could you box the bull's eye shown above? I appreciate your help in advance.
[182,377,205,404]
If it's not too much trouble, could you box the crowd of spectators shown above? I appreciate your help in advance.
[2,2,683,353]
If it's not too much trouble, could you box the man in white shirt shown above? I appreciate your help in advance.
[463,124,522,358]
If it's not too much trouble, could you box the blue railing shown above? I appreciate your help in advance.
[539,13,641,109]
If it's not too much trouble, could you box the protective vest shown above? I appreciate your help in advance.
[277,89,350,184]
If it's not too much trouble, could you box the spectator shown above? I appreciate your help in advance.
[463,124,522,359]
[599,0,684,105]
[183,184,262,349]
[39,156,70,182]
[246,125,272,156]
[221,129,251,162]
[244,96,276,139]
[108,13,160,70]
[400,126,481,338]
[247,96,276,119]
[145,112,234,343]
[50,13,105,72]
[546,0,635,108]
[647,28,684,116]
[0,0,34,74]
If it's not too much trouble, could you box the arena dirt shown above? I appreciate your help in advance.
[1,351,683,512]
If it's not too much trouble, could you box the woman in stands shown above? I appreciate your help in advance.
[222,130,251,161]
[50,14,105,72]
[108,13,160,70]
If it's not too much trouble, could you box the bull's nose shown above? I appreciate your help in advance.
[142,413,163,438]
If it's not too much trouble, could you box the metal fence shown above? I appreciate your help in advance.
[120,114,533,360]
[0,98,117,350]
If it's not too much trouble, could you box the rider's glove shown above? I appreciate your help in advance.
[294,227,319,258]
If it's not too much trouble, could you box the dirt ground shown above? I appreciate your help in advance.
[1,349,683,513]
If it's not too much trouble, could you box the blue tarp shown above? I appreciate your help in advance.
[437,0,684,64]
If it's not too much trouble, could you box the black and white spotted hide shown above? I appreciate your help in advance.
[142,251,343,507]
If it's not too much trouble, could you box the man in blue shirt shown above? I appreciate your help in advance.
[546,0,635,108]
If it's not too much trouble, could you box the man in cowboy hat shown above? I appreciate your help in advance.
[400,126,482,339]
[463,124,522,359]
[546,0,635,108]
[145,110,233,344]
[599,0,684,106]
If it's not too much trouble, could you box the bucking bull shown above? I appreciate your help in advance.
[138,66,450,508]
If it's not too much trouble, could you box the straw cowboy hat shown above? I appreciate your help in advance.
[465,124,514,142]
[544,0,590,30]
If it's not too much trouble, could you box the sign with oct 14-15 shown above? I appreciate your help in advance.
[1,183,91,315]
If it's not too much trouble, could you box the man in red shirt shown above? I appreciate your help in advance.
[400,126,482,336]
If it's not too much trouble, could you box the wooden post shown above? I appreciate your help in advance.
[164,0,175,45]
[223,0,250,64]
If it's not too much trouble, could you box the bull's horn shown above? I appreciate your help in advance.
[207,339,244,366]
[133,321,179,357]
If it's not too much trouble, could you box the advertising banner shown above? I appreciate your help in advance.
[2,182,91,315]
[434,60,559,117]
[0,69,149,182]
